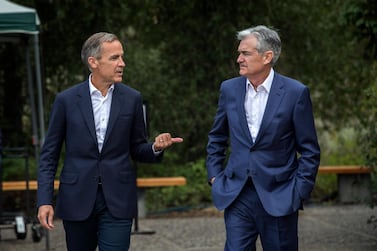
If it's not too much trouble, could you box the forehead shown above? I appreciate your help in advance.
[238,36,258,51]
[100,40,123,55]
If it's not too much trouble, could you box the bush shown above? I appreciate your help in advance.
[1,149,37,181]
[139,157,212,213]
[360,80,377,207]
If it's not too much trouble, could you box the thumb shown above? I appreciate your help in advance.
[171,137,184,143]
[48,212,55,228]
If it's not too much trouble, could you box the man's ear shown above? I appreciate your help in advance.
[88,56,97,69]
[263,51,273,65]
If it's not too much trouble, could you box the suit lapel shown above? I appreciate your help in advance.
[77,81,97,144]
[103,84,122,148]
[254,73,285,144]
[235,77,254,143]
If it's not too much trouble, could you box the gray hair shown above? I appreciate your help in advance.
[81,32,120,69]
[237,25,281,65]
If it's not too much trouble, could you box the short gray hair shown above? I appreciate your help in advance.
[81,32,120,69]
[237,25,281,65]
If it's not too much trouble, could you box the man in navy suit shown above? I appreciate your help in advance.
[37,32,183,251]
[206,25,320,251]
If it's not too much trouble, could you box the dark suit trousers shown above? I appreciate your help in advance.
[62,185,133,251]
[224,179,298,251]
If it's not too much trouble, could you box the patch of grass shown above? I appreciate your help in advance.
[311,174,338,202]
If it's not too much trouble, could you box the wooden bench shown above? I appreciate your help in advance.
[1,177,187,218]
[318,165,372,203]
[1,177,186,236]
[1,177,187,191]
[318,165,371,174]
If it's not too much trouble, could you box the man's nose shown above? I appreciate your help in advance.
[119,58,126,67]
[236,54,243,63]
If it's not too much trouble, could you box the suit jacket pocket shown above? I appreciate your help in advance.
[60,173,78,184]
[274,169,295,182]
[118,170,136,184]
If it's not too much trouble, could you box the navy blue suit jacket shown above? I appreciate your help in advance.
[37,80,162,221]
[206,73,320,217]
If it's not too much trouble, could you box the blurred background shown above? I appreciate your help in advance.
[0,0,376,214]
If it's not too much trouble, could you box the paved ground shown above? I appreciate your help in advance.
[0,204,377,251]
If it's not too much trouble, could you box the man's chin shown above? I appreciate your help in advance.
[114,77,123,83]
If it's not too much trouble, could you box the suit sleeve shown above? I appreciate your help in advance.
[37,95,65,207]
[130,95,163,163]
[293,87,321,200]
[206,83,229,181]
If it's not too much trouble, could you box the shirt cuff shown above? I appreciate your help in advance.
[152,144,163,155]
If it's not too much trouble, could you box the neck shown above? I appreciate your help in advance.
[91,75,112,96]
[248,69,271,89]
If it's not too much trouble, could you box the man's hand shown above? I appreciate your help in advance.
[37,205,55,230]
[153,132,183,151]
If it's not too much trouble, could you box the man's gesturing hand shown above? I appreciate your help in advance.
[153,133,183,151]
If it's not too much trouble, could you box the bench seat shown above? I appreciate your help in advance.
[1,177,187,218]
[318,165,372,203]
[1,177,187,191]
[318,165,371,174]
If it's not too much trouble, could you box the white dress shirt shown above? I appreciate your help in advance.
[244,69,274,142]
[89,76,114,152]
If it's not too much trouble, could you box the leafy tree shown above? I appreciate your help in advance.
[344,0,377,208]
[342,0,377,59]
[2,0,377,209]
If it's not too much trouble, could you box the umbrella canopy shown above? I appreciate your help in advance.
[0,0,45,151]
[0,0,40,34]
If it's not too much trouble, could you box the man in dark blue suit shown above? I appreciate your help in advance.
[206,25,320,251]
[37,32,183,251]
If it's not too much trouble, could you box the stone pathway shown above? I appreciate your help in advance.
[0,204,376,251]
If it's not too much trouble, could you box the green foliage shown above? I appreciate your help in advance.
[315,126,364,202]
[1,0,377,213]
[358,66,377,207]
[1,159,34,180]
[341,2,377,225]
[138,156,212,212]
[319,127,364,165]
[342,0,377,59]
[2,0,373,163]
[1,148,37,181]
[311,174,337,202]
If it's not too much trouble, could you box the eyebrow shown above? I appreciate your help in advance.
[238,50,254,55]
[109,53,123,59]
